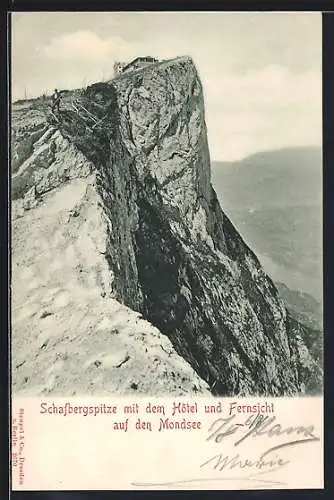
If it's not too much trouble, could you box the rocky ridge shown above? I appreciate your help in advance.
[11,56,322,396]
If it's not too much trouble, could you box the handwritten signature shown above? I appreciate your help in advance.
[206,414,320,457]
[131,414,320,488]
[200,450,289,473]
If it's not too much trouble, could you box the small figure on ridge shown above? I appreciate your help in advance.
[51,88,62,114]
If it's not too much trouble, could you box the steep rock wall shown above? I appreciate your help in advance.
[110,57,321,395]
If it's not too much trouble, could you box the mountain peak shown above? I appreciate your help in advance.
[12,57,322,396]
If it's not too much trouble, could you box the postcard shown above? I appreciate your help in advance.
[11,11,323,491]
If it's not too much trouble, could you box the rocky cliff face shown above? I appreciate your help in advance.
[12,56,322,396]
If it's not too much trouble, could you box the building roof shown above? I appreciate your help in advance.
[122,56,158,72]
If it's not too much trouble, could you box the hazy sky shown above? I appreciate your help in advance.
[12,12,322,161]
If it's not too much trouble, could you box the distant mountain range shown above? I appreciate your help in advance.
[211,146,322,329]
[212,146,322,211]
